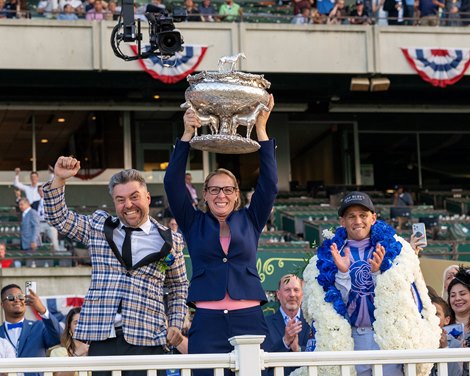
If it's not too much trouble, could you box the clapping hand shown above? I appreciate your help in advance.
[330,243,350,273]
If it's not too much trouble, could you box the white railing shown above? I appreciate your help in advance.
[1,335,470,376]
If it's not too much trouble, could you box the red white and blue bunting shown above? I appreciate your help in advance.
[131,44,209,84]
[401,47,470,88]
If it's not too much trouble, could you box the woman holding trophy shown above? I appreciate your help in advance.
[164,94,276,375]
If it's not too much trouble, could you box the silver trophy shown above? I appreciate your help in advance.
[181,53,271,154]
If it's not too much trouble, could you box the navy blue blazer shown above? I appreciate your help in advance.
[0,316,62,376]
[164,139,278,306]
[265,309,313,376]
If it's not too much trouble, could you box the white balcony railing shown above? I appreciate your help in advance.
[2,335,470,376]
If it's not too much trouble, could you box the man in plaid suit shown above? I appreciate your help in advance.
[43,156,189,376]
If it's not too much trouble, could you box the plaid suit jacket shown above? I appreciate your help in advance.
[42,182,188,346]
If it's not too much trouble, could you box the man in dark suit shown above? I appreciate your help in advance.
[265,274,314,375]
[0,283,62,376]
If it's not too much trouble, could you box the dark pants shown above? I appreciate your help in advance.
[88,328,166,376]
[188,305,269,376]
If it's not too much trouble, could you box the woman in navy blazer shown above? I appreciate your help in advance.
[164,95,277,376]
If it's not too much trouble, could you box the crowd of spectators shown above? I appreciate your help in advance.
[0,0,468,26]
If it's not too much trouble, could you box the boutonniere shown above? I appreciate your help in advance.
[157,252,176,273]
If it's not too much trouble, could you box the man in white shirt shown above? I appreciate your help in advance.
[13,168,41,211]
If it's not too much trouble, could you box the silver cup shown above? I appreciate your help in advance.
[181,53,271,154]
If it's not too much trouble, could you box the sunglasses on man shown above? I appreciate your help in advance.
[2,294,26,302]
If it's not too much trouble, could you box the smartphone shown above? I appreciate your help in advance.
[25,281,37,295]
[412,223,427,247]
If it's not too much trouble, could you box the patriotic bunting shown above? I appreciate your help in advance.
[401,47,470,88]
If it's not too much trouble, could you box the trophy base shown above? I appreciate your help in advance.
[190,135,261,154]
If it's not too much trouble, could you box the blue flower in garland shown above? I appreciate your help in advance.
[315,220,402,319]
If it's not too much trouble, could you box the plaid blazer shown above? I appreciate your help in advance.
[42,182,188,346]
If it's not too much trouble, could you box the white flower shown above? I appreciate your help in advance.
[322,229,335,240]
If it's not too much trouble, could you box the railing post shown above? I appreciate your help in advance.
[229,335,265,376]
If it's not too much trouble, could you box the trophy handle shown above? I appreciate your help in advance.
[231,102,269,138]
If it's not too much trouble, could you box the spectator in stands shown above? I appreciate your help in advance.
[442,265,459,300]
[371,0,389,24]
[43,159,188,376]
[460,0,470,25]
[0,283,62,371]
[14,188,22,217]
[447,266,470,334]
[19,198,41,251]
[13,168,41,211]
[328,0,349,23]
[417,0,444,25]
[311,7,328,22]
[37,185,60,251]
[291,0,314,15]
[147,0,165,11]
[316,0,335,16]
[86,0,105,20]
[349,0,373,23]
[0,243,14,268]
[291,6,313,23]
[392,185,413,230]
[105,0,119,20]
[265,274,313,376]
[59,0,83,14]
[404,0,417,23]
[185,172,199,209]
[0,0,9,18]
[184,0,201,21]
[430,295,463,376]
[445,0,460,25]
[219,0,242,22]
[4,0,18,18]
[164,94,276,376]
[198,0,217,21]
[385,0,406,24]
[50,307,89,376]
[57,4,79,19]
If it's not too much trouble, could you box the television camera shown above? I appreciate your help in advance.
[111,0,187,61]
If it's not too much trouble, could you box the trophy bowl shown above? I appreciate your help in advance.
[182,54,271,154]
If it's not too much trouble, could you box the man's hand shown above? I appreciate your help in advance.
[30,242,37,250]
[331,243,350,273]
[167,326,184,347]
[14,167,20,176]
[27,289,46,315]
[51,156,81,189]
[369,243,385,273]
[284,318,302,350]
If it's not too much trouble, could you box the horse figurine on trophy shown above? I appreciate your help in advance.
[181,53,271,154]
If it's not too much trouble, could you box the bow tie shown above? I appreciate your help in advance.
[7,322,23,330]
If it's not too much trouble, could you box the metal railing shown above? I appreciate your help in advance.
[1,335,470,376]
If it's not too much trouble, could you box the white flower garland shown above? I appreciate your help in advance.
[291,235,441,376]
